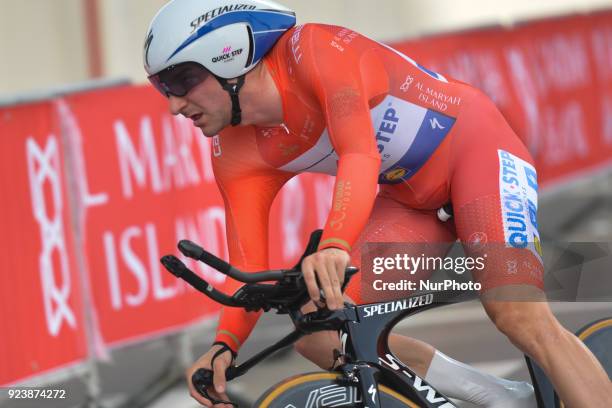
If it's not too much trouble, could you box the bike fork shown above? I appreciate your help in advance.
[356,365,382,408]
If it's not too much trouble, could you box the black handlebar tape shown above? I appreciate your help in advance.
[178,240,286,283]
[160,255,239,306]
[346,266,359,275]
[192,366,241,390]
[179,240,232,274]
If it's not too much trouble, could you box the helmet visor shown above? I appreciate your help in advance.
[148,62,211,97]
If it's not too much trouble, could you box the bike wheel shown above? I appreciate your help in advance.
[557,316,612,408]
[254,371,419,408]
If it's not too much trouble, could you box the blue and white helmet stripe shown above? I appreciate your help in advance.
[167,9,296,67]
[144,0,296,79]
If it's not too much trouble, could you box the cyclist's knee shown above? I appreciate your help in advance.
[294,336,311,358]
[294,331,339,369]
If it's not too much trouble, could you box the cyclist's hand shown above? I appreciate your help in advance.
[186,345,233,407]
[301,248,350,310]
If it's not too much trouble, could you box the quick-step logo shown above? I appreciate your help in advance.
[376,105,400,154]
[498,150,542,261]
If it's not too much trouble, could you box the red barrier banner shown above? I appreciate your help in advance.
[391,10,612,187]
[0,102,87,385]
[59,86,224,348]
[60,85,333,348]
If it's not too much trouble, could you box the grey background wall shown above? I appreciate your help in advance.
[1,0,611,96]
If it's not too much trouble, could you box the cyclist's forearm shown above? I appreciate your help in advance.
[215,306,262,352]
[319,153,380,252]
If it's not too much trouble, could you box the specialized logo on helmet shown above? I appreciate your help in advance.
[190,4,257,33]
[144,30,154,68]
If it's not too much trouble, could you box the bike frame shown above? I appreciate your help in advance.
[225,290,475,407]
[337,291,475,408]
[162,236,559,408]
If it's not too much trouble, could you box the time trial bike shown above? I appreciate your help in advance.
[160,230,612,408]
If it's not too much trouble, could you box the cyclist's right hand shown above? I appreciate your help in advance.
[187,344,234,407]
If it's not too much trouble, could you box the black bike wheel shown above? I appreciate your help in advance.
[254,371,419,408]
[556,317,612,408]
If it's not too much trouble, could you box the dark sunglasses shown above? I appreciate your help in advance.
[148,62,211,97]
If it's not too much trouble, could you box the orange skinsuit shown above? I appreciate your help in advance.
[213,24,543,352]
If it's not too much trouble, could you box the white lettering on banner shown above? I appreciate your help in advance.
[26,136,77,336]
[104,232,122,310]
[161,116,201,189]
[506,48,590,164]
[175,207,227,284]
[506,48,541,156]
[146,224,177,301]
[542,102,589,165]
[591,27,612,81]
[55,100,109,209]
[445,51,509,106]
[115,115,214,199]
[602,95,612,145]
[115,117,163,199]
[104,223,186,310]
[121,226,149,307]
[534,34,589,92]
[282,177,305,259]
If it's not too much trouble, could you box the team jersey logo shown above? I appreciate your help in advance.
[276,95,455,184]
[498,150,543,262]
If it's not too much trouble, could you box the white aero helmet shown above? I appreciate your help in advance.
[144,0,296,126]
[144,0,296,79]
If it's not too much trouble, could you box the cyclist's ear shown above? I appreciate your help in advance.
[293,229,323,270]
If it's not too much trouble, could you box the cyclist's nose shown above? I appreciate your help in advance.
[168,95,187,115]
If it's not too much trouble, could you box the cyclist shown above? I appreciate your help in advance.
[143,1,612,407]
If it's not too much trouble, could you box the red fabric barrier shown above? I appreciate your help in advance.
[59,86,224,347]
[391,10,612,187]
[0,102,87,385]
[59,85,333,348]
[2,9,610,385]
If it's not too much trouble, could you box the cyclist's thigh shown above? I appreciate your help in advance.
[346,194,456,304]
[449,93,544,293]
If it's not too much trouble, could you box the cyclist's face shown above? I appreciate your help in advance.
[168,74,232,137]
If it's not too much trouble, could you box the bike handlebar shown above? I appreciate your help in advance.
[160,230,360,404]
[178,239,286,282]
[161,230,359,312]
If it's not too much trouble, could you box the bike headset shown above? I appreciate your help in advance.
[143,0,296,126]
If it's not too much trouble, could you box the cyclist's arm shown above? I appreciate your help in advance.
[212,130,292,352]
[300,25,384,253]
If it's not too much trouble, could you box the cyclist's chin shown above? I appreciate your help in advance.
[198,122,223,138]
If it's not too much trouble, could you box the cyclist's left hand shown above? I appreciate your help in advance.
[301,248,350,310]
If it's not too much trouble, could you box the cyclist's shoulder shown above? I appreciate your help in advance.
[274,23,366,60]
[212,126,291,181]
